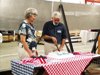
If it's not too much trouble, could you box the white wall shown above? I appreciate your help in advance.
[46,0,85,4]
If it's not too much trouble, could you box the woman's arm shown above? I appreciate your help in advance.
[20,35,33,57]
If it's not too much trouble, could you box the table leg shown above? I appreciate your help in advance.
[81,70,87,75]
[81,58,94,75]
[34,67,45,75]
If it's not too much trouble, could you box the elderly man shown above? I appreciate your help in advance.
[42,11,67,55]
[18,8,38,60]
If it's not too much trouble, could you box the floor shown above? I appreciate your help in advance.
[0,41,100,75]
[0,71,13,75]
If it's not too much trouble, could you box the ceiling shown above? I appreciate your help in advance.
[85,0,100,3]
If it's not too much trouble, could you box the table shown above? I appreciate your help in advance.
[11,53,99,75]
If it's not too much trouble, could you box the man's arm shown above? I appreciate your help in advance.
[43,35,57,45]
[59,25,67,50]
[42,35,52,40]
[42,22,57,45]
[59,39,66,50]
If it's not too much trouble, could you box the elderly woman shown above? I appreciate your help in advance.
[18,8,38,60]
[42,11,67,55]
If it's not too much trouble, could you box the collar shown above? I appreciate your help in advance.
[24,20,34,29]
[52,21,60,26]
[23,20,28,24]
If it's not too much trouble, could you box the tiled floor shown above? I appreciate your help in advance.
[0,41,100,75]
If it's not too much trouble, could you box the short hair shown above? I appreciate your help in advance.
[24,8,38,19]
[52,11,61,19]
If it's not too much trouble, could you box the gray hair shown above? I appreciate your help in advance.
[52,11,61,19]
[24,8,38,19]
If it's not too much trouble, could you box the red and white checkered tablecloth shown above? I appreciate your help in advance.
[19,53,93,75]
[43,55,92,75]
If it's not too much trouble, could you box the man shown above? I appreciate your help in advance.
[18,8,38,60]
[42,11,67,55]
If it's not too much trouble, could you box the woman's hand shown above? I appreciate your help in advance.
[30,50,38,57]
[28,51,35,57]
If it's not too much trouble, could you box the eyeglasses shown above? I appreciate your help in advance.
[54,18,60,22]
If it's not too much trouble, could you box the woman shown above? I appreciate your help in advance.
[18,8,38,60]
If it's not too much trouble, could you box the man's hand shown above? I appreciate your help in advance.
[58,46,63,51]
[36,37,42,43]
[51,36,57,45]
[58,39,65,51]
